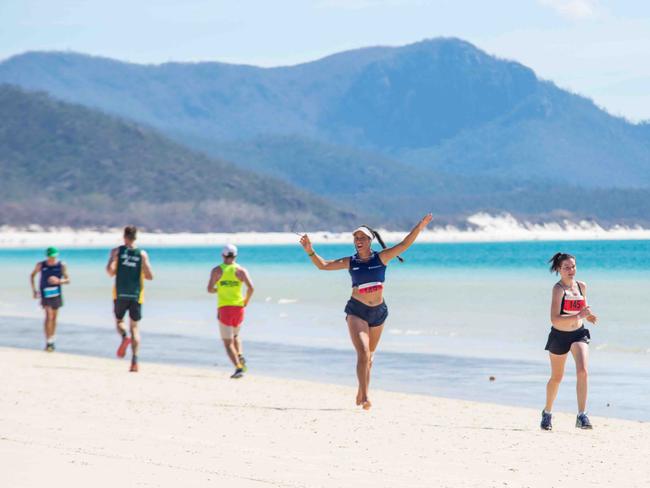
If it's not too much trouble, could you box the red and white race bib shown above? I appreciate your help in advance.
[358,282,384,294]
[563,297,586,314]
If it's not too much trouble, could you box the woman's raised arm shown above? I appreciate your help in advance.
[379,213,432,264]
[300,234,349,270]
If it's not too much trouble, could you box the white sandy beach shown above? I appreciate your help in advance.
[1,347,648,488]
[3,213,650,248]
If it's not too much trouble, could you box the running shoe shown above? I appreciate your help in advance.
[239,355,248,373]
[576,413,593,429]
[45,343,55,352]
[129,361,139,373]
[540,410,552,431]
[116,336,131,358]
[230,368,244,379]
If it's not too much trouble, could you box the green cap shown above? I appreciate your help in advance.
[46,246,59,257]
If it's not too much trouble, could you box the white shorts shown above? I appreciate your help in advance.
[219,323,241,340]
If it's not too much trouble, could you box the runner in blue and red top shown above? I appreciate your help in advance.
[30,247,70,351]
[299,213,432,410]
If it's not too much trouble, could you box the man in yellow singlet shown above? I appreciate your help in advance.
[207,244,254,378]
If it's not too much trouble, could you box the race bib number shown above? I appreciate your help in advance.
[358,282,383,294]
[563,298,585,313]
[42,286,60,298]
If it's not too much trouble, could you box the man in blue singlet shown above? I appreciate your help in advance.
[30,247,70,351]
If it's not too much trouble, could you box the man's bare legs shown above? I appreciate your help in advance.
[222,338,240,367]
[130,319,140,367]
[43,306,58,350]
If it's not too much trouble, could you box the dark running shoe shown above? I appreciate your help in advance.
[540,410,552,431]
[576,413,593,429]
[239,356,248,373]
[230,368,244,379]
[45,343,55,352]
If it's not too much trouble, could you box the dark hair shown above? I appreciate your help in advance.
[548,252,575,274]
[360,225,404,263]
[124,225,138,241]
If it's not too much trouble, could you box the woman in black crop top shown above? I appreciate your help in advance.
[541,252,598,431]
[299,213,432,410]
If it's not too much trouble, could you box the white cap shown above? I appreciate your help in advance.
[222,244,238,256]
[352,226,374,239]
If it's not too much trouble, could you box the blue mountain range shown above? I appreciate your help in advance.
[2,37,649,228]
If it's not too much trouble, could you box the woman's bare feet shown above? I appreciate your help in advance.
[356,390,363,406]
[362,399,372,410]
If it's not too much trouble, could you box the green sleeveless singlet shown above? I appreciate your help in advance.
[114,245,144,303]
[217,263,244,308]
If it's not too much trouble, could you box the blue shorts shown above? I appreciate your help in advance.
[344,298,388,327]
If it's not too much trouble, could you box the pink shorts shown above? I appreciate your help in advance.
[218,306,245,327]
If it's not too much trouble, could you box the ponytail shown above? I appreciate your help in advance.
[548,252,575,274]
[361,225,404,263]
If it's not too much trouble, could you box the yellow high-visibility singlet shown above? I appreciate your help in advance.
[216,263,244,308]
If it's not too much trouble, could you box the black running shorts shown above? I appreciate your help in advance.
[41,296,63,309]
[114,299,142,321]
[344,298,388,327]
[544,326,590,355]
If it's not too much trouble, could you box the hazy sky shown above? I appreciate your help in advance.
[1,0,649,121]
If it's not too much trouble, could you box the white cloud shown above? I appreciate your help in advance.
[538,0,599,20]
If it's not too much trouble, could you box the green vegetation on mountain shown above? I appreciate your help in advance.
[0,85,354,231]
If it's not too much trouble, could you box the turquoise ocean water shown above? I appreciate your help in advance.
[2,240,649,421]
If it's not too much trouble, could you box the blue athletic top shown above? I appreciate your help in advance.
[40,260,62,298]
[349,252,386,290]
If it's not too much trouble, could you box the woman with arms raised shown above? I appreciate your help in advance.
[299,214,432,410]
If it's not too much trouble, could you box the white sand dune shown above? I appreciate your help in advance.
[3,213,650,248]
[1,347,647,487]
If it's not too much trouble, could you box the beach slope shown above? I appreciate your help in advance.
[1,348,646,487]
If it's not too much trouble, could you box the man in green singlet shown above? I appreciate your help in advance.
[207,244,254,379]
[106,226,154,372]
